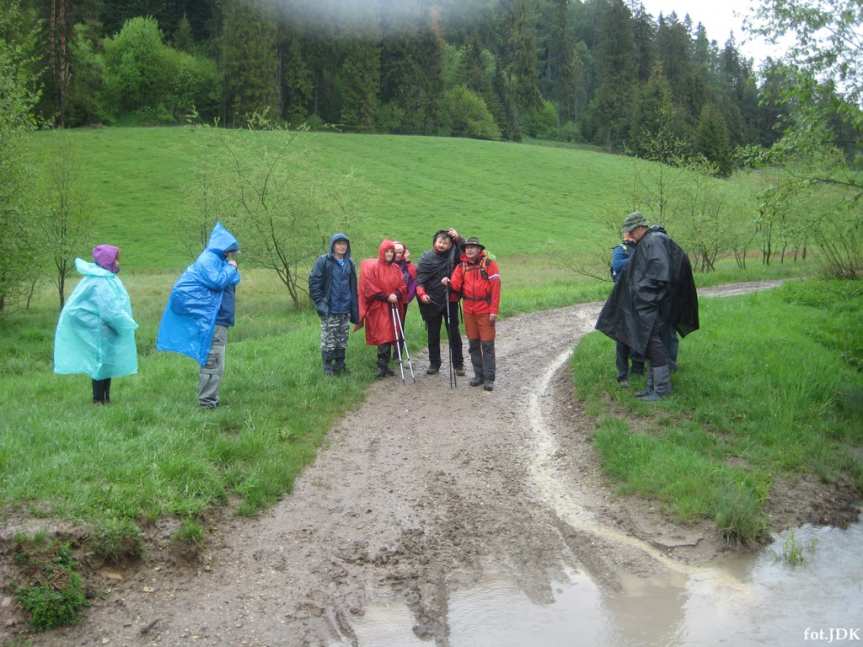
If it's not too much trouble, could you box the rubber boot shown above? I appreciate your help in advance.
[635,368,654,398]
[481,341,496,391]
[322,350,334,376]
[468,339,484,387]
[376,345,392,378]
[332,348,347,375]
[640,365,672,401]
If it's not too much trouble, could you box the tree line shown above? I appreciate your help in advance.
[4,0,858,173]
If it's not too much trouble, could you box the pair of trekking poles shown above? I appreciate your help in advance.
[390,303,416,384]
[390,285,458,388]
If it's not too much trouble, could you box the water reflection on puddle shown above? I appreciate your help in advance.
[345,522,862,646]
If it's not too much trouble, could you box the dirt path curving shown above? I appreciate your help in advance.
[17,279,840,647]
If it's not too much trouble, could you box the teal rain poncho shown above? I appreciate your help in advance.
[54,258,139,379]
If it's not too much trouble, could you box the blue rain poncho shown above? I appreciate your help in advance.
[156,223,240,366]
[54,258,139,379]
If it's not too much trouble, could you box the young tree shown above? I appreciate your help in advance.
[205,127,367,309]
[38,133,87,309]
[0,9,41,311]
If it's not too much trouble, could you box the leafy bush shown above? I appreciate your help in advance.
[522,100,559,139]
[557,120,583,143]
[101,16,221,123]
[443,85,500,140]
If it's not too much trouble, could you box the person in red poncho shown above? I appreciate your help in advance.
[359,240,407,378]
[446,237,501,391]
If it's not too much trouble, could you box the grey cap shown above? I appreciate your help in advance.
[622,211,648,233]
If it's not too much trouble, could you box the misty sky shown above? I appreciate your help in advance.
[638,0,789,66]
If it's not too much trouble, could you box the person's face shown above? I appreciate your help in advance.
[630,226,648,243]
[465,245,481,260]
[333,240,348,256]
[393,244,405,261]
[384,248,395,262]
[434,235,452,253]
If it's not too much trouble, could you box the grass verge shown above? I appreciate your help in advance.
[572,280,863,544]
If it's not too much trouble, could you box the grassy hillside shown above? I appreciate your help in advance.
[31,127,755,273]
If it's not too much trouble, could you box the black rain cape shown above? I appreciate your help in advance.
[595,229,699,354]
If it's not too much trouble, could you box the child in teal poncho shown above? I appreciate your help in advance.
[54,245,138,403]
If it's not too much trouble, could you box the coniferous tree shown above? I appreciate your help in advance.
[696,102,732,175]
[221,0,278,126]
[280,33,312,125]
[587,0,636,149]
[340,38,380,131]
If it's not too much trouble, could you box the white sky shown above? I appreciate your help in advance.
[638,0,790,67]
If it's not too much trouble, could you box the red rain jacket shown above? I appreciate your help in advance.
[450,252,501,316]
[359,240,406,345]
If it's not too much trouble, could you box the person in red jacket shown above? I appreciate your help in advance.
[359,240,407,378]
[446,237,501,391]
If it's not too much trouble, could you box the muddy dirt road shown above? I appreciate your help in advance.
[20,280,845,647]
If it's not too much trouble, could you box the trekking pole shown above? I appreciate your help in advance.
[444,285,456,388]
[394,306,416,383]
[390,305,406,383]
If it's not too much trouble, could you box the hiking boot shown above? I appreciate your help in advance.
[426,365,440,375]
[483,381,494,392]
[617,377,629,388]
[469,376,484,387]
[455,366,465,377]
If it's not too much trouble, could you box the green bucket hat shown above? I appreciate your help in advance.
[622,211,648,233]
[464,237,485,250]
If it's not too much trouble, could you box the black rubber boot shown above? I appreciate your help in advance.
[332,348,347,375]
[376,345,392,378]
[636,367,657,399]
[640,365,672,401]
[468,339,484,386]
[481,341,496,391]
[322,350,334,376]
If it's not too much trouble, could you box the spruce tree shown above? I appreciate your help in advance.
[220,0,278,126]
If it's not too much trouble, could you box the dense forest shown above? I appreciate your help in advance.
[3,0,859,173]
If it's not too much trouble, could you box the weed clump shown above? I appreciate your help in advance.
[90,517,144,564]
[13,536,89,631]
[715,485,768,546]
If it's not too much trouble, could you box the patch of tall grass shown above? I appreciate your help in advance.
[572,280,863,544]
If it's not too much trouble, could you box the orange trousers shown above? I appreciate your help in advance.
[463,312,496,342]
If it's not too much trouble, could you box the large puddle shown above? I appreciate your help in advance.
[342,522,863,646]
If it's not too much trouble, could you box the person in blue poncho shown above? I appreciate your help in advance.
[157,223,240,409]
[54,244,139,404]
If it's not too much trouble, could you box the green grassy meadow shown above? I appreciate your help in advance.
[572,280,863,543]
[1,128,825,536]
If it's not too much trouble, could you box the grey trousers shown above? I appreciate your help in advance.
[198,325,227,407]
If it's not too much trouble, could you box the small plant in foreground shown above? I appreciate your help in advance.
[13,538,89,631]
[773,529,817,566]
[172,519,205,547]
[90,518,143,564]
[715,486,768,546]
